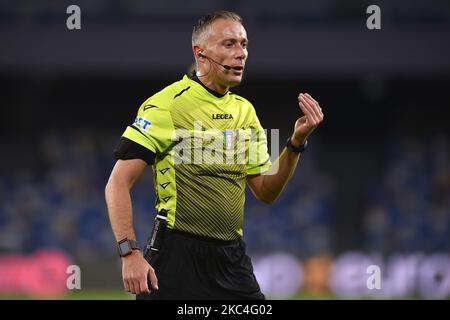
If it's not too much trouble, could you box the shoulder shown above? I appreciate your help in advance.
[230,93,252,105]
[139,77,190,112]
[229,93,258,119]
[230,93,255,110]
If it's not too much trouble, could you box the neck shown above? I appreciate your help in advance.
[195,70,229,95]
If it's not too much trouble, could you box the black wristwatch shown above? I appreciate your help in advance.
[286,137,308,154]
[117,239,141,257]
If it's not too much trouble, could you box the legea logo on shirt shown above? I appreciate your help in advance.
[134,116,152,132]
[212,113,233,120]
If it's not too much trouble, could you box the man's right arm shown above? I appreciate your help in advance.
[105,159,158,295]
[105,159,145,241]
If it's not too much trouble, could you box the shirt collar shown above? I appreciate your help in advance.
[189,72,229,98]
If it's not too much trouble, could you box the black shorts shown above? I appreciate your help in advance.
[136,229,265,300]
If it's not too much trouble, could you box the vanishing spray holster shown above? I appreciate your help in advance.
[143,209,168,262]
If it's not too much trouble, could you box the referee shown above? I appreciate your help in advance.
[105,10,323,299]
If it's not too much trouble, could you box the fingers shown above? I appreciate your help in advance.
[123,279,130,293]
[298,93,324,126]
[148,267,159,291]
[138,276,151,295]
[124,276,150,295]
[298,94,313,124]
[305,93,324,119]
[302,94,321,122]
[128,279,137,295]
[298,93,320,125]
[124,270,153,295]
[122,253,158,295]
[124,270,157,295]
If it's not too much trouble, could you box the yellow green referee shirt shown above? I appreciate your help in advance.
[119,74,271,241]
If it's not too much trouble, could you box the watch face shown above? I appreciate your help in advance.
[119,240,131,255]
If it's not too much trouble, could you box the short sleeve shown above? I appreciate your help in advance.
[121,102,175,155]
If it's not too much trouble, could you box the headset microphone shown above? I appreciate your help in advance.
[199,53,241,71]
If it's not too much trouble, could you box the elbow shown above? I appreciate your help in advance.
[105,178,113,200]
[105,173,132,196]
[248,176,278,204]
[256,194,277,205]
[252,185,278,205]
[105,175,121,199]
[262,197,277,205]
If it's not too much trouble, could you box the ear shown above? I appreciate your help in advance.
[193,45,205,60]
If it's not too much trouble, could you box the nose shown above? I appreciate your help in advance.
[235,45,247,61]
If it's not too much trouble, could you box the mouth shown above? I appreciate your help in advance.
[230,66,244,76]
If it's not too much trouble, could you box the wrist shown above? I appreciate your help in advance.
[117,238,141,258]
[290,136,306,148]
[121,249,141,260]
[286,136,308,154]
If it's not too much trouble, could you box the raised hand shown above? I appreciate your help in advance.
[291,93,324,147]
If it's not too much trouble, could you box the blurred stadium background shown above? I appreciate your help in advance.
[0,0,449,299]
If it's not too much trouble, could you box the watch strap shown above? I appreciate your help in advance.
[286,137,308,153]
[117,238,141,257]
[128,239,140,250]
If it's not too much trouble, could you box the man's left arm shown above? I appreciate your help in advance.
[247,93,324,204]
